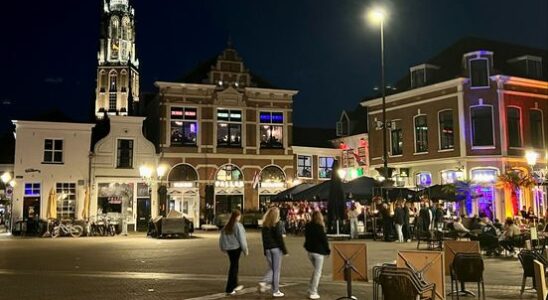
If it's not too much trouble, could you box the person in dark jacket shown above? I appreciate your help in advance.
[304,211,330,300]
[259,207,288,298]
[418,202,432,232]
[403,201,411,242]
[434,203,445,231]
[394,200,405,242]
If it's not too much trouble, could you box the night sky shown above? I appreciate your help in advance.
[1,0,547,134]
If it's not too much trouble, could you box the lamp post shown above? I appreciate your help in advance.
[140,164,168,217]
[1,172,15,233]
[368,7,389,195]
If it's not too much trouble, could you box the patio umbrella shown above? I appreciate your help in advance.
[46,187,57,220]
[344,176,378,200]
[426,184,456,201]
[81,186,90,220]
[271,183,316,202]
[292,180,332,201]
[327,160,345,234]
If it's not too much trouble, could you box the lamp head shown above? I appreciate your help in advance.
[139,165,152,178]
[1,172,11,184]
[156,165,168,178]
[367,7,387,25]
[525,150,539,167]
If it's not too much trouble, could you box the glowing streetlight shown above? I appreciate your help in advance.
[1,172,11,184]
[526,150,539,167]
[367,7,387,25]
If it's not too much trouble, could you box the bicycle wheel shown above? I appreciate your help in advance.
[52,226,61,238]
[70,225,83,238]
[109,225,116,236]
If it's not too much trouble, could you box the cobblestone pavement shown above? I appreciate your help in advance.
[0,231,538,300]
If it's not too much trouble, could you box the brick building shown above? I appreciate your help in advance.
[362,38,548,220]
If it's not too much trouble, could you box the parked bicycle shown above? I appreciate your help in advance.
[52,220,83,238]
[88,215,118,236]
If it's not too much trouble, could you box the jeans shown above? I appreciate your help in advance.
[395,224,404,242]
[307,252,325,295]
[263,248,283,292]
[226,248,242,293]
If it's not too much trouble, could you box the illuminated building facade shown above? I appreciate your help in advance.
[362,38,548,220]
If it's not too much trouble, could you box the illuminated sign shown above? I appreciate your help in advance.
[471,169,497,183]
[215,181,244,188]
[441,170,464,184]
[415,172,432,187]
[173,182,195,188]
[260,182,285,188]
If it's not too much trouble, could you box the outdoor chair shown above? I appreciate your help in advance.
[378,268,435,300]
[372,263,397,300]
[534,259,548,300]
[376,266,434,300]
[519,249,543,295]
[450,252,485,300]
[416,229,435,250]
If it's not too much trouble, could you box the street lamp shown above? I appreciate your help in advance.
[526,150,539,168]
[140,164,169,217]
[367,7,389,193]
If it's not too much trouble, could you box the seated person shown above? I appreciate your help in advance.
[452,217,470,237]
[493,218,503,231]
[478,217,501,256]
[499,218,521,255]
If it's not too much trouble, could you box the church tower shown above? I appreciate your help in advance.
[95,0,139,119]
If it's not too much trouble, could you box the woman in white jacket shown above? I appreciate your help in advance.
[219,210,249,295]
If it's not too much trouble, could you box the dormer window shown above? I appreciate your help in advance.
[463,51,493,88]
[508,55,543,79]
[410,64,439,88]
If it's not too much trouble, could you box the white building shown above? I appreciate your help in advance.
[91,116,157,231]
[11,121,95,223]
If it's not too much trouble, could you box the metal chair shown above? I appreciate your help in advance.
[378,268,435,300]
[519,250,539,295]
[450,252,485,300]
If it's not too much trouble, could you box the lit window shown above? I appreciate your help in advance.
[259,112,283,148]
[390,120,403,155]
[471,106,494,147]
[530,109,544,149]
[469,58,489,88]
[43,139,63,163]
[24,183,41,196]
[438,110,454,150]
[507,107,521,148]
[297,155,312,178]
[414,115,428,153]
[56,182,76,220]
[318,157,334,179]
[217,109,242,147]
[116,139,133,168]
[170,107,197,146]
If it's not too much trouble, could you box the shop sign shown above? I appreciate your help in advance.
[471,169,497,183]
[260,182,285,188]
[441,170,464,184]
[108,197,122,204]
[215,181,244,188]
[173,182,194,188]
[415,172,432,187]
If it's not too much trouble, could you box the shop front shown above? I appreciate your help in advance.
[215,164,244,214]
[167,164,200,228]
[257,165,287,212]
[470,168,498,220]
[96,182,135,231]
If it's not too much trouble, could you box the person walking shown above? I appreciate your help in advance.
[394,200,405,243]
[348,204,360,239]
[304,211,331,299]
[259,207,288,298]
[219,210,248,296]
[403,201,412,242]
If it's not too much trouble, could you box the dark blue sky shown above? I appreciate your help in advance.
[1,0,547,133]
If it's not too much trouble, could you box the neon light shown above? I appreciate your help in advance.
[184,111,196,117]
[189,123,196,133]
[171,111,183,116]
[217,113,229,118]
[230,113,241,119]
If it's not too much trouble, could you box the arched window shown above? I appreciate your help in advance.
[507,106,522,148]
[216,164,243,182]
[438,110,454,150]
[414,115,428,153]
[530,109,544,149]
[168,164,198,182]
[109,71,118,91]
[122,17,130,40]
[120,71,127,92]
[110,17,120,39]
[99,71,107,92]
[260,166,286,183]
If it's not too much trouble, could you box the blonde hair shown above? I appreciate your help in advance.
[311,211,325,228]
[262,207,280,228]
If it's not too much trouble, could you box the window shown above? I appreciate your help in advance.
[109,93,117,111]
[318,157,334,179]
[297,155,312,178]
[526,59,542,78]
[100,72,107,93]
[411,68,425,88]
[414,115,428,153]
[438,110,454,150]
[43,139,63,163]
[170,107,197,146]
[471,106,494,147]
[469,58,489,88]
[56,183,76,219]
[507,107,521,148]
[116,139,133,168]
[24,183,41,196]
[259,112,283,148]
[217,109,242,147]
[390,120,403,155]
[530,109,544,148]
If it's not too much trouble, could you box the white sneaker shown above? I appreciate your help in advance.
[273,291,285,297]
[226,291,236,296]
[258,282,271,293]
[234,285,244,292]
[309,293,320,299]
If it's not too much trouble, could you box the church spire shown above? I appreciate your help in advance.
[94,0,140,119]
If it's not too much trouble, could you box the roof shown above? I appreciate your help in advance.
[293,127,337,148]
[392,36,548,94]
[176,47,277,89]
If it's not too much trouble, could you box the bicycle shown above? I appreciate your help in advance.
[52,220,83,238]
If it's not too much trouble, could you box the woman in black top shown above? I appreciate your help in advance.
[304,211,330,300]
[259,207,288,298]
